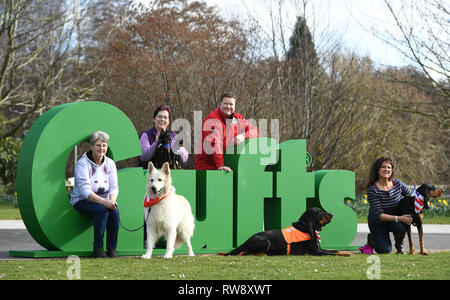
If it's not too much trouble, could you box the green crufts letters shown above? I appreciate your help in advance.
[11,101,357,257]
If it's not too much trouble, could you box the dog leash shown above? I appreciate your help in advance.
[119,208,151,232]
[119,190,172,232]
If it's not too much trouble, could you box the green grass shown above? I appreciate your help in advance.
[1,252,449,280]
[0,204,21,220]
[0,193,20,220]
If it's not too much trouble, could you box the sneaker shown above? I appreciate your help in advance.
[359,243,373,254]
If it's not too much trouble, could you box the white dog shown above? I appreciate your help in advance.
[141,162,195,259]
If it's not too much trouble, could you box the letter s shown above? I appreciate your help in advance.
[309,170,357,249]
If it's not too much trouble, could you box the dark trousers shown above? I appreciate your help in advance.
[369,221,407,254]
[74,200,120,249]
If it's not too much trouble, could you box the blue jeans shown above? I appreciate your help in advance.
[74,200,120,249]
[369,221,408,254]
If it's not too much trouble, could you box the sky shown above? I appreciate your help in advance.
[136,0,413,68]
[201,0,408,67]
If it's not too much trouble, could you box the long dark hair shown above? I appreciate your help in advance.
[366,155,396,189]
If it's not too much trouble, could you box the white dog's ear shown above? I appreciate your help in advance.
[148,162,155,173]
[162,162,170,175]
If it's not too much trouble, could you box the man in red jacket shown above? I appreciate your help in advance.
[194,93,259,171]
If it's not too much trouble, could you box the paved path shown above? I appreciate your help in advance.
[1,221,449,260]
[3,220,450,233]
[351,224,450,252]
[356,223,450,234]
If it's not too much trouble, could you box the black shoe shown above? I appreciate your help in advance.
[107,249,117,258]
[93,246,107,258]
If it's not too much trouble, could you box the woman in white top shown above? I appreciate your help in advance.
[70,131,119,258]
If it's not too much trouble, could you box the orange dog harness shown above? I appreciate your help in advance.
[281,226,312,255]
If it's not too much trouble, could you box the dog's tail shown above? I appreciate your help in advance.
[218,244,247,256]
[217,251,244,256]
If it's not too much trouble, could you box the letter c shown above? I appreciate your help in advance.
[16,101,145,252]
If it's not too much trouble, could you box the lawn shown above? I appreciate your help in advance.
[1,252,449,280]
[0,204,21,220]
[1,197,449,281]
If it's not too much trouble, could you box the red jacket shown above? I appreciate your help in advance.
[194,108,259,170]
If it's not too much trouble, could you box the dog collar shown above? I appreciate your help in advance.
[315,231,321,242]
[158,143,171,150]
[144,193,169,207]
[413,186,425,213]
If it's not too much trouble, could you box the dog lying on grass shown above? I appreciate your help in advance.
[222,207,353,256]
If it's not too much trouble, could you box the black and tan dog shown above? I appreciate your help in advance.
[222,207,353,256]
[150,130,183,170]
[395,183,444,255]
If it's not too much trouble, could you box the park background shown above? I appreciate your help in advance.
[0,0,448,220]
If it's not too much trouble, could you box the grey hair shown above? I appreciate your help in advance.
[90,131,110,145]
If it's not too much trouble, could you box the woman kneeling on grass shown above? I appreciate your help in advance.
[365,155,413,254]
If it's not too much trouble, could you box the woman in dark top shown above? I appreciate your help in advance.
[138,105,188,169]
[366,155,412,254]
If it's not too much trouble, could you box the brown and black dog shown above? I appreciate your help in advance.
[222,207,353,257]
[150,130,183,170]
[395,183,444,255]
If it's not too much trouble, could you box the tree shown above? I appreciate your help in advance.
[0,0,97,138]
[370,0,449,127]
[99,0,254,135]
[286,15,320,140]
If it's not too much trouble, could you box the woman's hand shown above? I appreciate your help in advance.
[218,165,232,172]
[399,214,413,225]
[380,213,413,225]
[233,134,245,145]
[103,199,117,210]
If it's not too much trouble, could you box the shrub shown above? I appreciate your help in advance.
[0,137,22,193]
